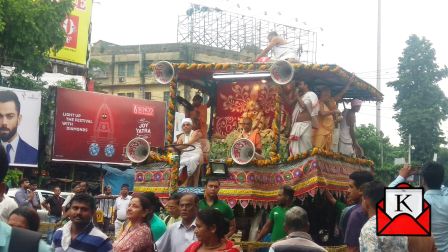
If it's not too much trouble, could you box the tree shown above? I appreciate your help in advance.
[356,124,405,169]
[388,35,448,163]
[0,0,73,76]
[437,147,448,185]
[56,78,83,90]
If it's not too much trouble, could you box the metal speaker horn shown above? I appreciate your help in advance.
[153,61,175,84]
[126,137,150,163]
[231,138,255,165]
[270,60,294,85]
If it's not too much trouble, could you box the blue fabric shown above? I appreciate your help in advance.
[101,164,135,194]
[0,221,52,252]
[52,223,112,252]
[256,233,272,252]
[5,144,11,163]
[47,215,61,245]
[15,137,38,164]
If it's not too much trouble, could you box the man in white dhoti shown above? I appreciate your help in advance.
[176,118,203,180]
[284,81,319,156]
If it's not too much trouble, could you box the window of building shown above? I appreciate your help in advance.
[126,92,134,98]
[117,93,126,96]
[144,92,151,100]
[142,61,150,75]
[118,63,126,77]
[163,91,170,102]
[127,63,135,77]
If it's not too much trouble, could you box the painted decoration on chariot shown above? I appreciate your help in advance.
[213,81,289,136]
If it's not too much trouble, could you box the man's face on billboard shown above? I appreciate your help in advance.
[0,101,21,142]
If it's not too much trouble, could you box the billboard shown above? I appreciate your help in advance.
[50,0,93,65]
[0,87,41,167]
[52,88,166,165]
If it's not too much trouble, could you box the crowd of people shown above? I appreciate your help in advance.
[1,141,448,251]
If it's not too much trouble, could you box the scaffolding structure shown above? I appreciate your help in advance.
[177,5,317,63]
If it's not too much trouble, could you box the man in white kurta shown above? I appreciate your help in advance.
[177,118,203,177]
[289,81,319,156]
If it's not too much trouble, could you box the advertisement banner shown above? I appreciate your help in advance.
[50,0,93,65]
[52,88,166,165]
[0,87,41,167]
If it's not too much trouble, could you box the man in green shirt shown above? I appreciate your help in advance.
[198,178,237,238]
[256,185,294,242]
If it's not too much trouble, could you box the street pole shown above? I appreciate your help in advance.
[139,44,145,99]
[376,0,382,132]
[408,134,411,165]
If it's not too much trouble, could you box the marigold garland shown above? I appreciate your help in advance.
[150,62,383,101]
[222,147,373,168]
[165,81,177,145]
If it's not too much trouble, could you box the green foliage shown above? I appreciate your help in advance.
[0,0,73,76]
[356,124,406,169]
[436,147,448,185]
[88,59,109,78]
[387,35,448,163]
[4,169,23,188]
[373,166,400,185]
[57,78,83,90]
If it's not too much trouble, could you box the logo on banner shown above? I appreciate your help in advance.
[133,105,154,116]
[75,0,87,10]
[136,119,151,139]
[63,15,79,48]
[377,183,431,236]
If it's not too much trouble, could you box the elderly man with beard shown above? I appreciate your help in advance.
[52,193,112,252]
[0,90,38,165]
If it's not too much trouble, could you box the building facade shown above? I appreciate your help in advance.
[90,41,255,102]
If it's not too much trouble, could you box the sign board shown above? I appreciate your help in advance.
[50,0,93,65]
[52,88,166,165]
[0,87,41,167]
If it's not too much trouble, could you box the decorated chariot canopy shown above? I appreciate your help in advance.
[150,61,383,102]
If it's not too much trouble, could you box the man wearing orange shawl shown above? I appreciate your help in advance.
[239,117,263,160]
[314,77,353,150]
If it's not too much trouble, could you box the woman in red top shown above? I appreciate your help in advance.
[185,209,240,252]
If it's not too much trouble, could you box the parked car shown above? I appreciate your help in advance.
[6,188,70,222]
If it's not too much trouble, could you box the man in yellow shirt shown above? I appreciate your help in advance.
[314,76,353,150]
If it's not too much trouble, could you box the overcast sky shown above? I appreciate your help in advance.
[90,0,448,146]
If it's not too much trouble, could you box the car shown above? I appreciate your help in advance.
[6,188,69,222]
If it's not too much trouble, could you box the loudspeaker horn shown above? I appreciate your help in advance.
[126,137,150,163]
[153,61,175,84]
[270,60,294,85]
[231,138,255,165]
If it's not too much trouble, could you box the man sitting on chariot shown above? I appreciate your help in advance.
[176,118,203,185]
[256,31,299,62]
[239,117,263,160]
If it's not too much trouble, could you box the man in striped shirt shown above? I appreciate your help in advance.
[52,193,112,252]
